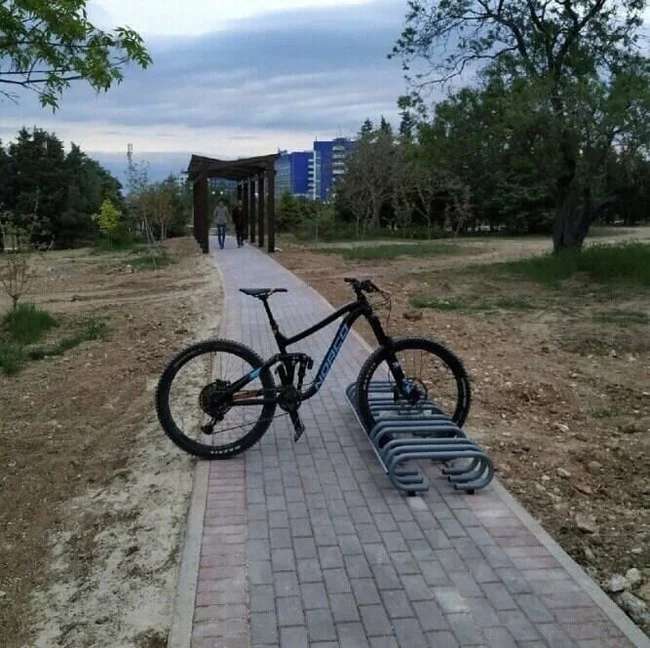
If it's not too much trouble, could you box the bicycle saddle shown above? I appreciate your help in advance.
[239,288,288,299]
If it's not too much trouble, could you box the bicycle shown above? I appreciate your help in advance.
[155,277,471,459]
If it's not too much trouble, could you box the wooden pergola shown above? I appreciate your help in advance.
[187,153,279,254]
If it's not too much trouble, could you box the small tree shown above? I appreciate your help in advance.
[92,199,128,245]
[0,213,46,311]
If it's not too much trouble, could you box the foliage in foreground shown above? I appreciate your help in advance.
[0,0,151,109]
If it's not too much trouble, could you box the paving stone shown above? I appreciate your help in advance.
[412,600,449,632]
[319,546,344,569]
[400,575,433,601]
[497,609,541,642]
[272,548,296,572]
[482,625,518,648]
[250,585,275,612]
[345,554,373,579]
[424,630,459,647]
[277,595,304,627]
[297,558,323,583]
[274,570,300,598]
[293,537,317,559]
[279,625,308,648]
[339,534,364,555]
[432,587,470,614]
[301,582,329,609]
[331,593,361,623]
[337,622,371,648]
[250,611,278,646]
[306,608,337,641]
[392,618,428,648]
[445,612,486,645]
[351,578,382,606]
[270,528,292,549]
[359,604,394,637]
[380,590,413,619]
[323,567,352,594]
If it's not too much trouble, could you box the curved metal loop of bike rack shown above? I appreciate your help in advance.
[345,381,494,496]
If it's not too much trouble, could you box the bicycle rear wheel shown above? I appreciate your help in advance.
[355,336,471,434]
[155,338,276,459]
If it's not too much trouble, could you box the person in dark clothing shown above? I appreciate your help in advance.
[232,200,245,248]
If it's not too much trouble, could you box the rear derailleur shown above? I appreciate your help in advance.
[276,353,313,442]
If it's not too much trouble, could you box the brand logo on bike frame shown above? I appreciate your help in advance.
[315,322,349,389]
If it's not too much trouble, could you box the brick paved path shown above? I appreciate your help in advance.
[182,237,648,648]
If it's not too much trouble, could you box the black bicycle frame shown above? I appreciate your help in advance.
[227,293,402,405]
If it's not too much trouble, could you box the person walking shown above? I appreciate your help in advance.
[214,201,229,249]
[232,200,245,248]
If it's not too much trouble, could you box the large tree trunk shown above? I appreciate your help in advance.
[552,124,588,252]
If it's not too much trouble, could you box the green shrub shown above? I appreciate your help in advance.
[2,304,58,345]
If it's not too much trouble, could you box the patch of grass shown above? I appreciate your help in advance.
[2,304,58,345]
[92,239,142,254]
[28,317,109,361]
[1,316,108,374]
[409,296,470,311]
[314,242,460,261]
[127,247,175,269]
[586,227,626,238]
[593,309,649,325]
[497,243,650,286]
[493,297,536,310]
[409,294,538,312]
[592,406,619,419]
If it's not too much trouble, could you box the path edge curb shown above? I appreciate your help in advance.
[167,240,227,648]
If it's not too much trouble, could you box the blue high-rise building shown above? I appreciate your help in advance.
[309,138,355,201]
[276,137,355,201]
[276,151,311,198]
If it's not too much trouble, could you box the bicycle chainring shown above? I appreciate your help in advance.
[277,385,301,412]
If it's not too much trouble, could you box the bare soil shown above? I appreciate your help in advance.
[274,229,650,631]
[0,238,222,648]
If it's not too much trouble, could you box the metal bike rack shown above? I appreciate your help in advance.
[345,381,494,495]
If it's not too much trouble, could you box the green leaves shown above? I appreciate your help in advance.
[0,0,151,109]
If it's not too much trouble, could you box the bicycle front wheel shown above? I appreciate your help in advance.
[355,336,471,433]
[155,338,276,459]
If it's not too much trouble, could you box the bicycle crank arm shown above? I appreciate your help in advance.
[289,410,305,442]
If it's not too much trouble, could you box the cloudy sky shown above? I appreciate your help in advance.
[0,0,410,182]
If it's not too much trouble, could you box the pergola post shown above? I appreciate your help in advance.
[258,172,265,248]
[249,177,256,242]
[193,175,209,253]
[242,179,249,241]
[267,164,276,253]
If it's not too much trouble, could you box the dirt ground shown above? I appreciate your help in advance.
[275,228,650,632]
[0,238,222,648]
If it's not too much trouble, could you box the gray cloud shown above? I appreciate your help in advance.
[3,1,408,129]
[1,1,419,179]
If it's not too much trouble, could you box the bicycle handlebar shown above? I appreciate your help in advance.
[344,277,381,294]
